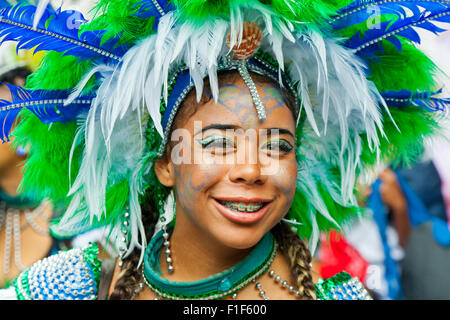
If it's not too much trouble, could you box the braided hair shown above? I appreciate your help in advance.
[272,222,316,300]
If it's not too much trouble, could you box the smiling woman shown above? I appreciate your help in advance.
[0,0,448,301]
[108,71,316,300]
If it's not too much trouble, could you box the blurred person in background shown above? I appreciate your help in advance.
[313,25,450,301]
[313,161,450,300]
[0,42,116,288]
[375,162,450,300]
[372,26,450,300]
[0,43,69,288]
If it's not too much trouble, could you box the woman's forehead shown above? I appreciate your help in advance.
[190,77,293,130]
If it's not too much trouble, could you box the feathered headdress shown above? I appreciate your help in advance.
[1,0,449,258]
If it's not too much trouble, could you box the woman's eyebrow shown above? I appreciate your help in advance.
[194,123,241,135]
[264,128,295,139]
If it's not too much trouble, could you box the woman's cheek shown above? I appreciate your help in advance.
[175,162,226,214]
[269,160,297,211]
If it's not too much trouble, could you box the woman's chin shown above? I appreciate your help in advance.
[210,226,267,250]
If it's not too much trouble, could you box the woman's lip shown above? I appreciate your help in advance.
[212,198,271,224]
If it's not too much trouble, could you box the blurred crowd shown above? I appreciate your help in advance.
[312,29,450,300]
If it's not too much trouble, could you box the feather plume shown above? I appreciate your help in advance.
[32,0,50,28]
[0,3,128,62]
[382,89,450,111]
[331,1,450,54]
[0,84,93,142]
[334,0,450,23]
[49,4,390,255]
[132,0,175,27]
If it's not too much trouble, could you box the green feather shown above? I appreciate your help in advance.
[270,0,341,25]
[288,183,361,241]
[368,40,440,93]
[361,107,439,169]
[12,110,81,204]
[12,0,157,214]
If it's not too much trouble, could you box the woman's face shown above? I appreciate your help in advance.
[156,75,298,249]
[0,84,24,171]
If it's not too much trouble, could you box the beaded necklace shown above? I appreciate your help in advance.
[0,191,49,276]
[139,230,304,300]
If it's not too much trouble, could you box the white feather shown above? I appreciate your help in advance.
[32,0,50,29]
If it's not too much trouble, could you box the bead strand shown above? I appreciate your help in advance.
[268,269,302,298]
[162,224,174,273]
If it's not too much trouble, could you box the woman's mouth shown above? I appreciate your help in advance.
[212,197,272,224]
[218,200,264,213]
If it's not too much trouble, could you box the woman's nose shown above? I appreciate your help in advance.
[228,162,267,185]
[229,139,267,184]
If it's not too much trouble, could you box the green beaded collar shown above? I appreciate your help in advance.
[143,230,277,300]
[0,189,40,209]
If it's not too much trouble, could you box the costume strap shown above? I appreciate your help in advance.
[315,271,372,300]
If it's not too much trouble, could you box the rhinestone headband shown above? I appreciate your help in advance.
[156,52,300,157]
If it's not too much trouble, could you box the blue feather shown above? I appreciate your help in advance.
[0,3,129,62]
[334,0,450,26]
[331,1,450,54]
[132,0,175,27]
[382,89,450,112]
[0,84,93,142]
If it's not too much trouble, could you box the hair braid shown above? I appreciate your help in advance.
[272,222,317,300]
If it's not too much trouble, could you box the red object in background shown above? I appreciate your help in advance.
[319,230,369,283]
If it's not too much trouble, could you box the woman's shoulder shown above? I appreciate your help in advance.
[314,272,372,300]
[0,243,102,300]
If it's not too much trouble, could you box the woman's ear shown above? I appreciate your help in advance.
[154,155,176,187]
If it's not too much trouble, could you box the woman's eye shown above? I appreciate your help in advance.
[261,139,293,154]
[198,136,235,152]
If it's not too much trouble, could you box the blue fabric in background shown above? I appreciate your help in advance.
[369,169,450,299]
[368,180,403,300]
[395,172,450,246]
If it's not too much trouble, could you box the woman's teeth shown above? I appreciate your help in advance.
[219,200,264,213]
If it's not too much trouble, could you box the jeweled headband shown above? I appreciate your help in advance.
[158,49,301,156]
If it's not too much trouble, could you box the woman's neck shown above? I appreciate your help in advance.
[161,213,253,281]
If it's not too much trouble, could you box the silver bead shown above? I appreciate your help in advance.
[274,276,281,282]
[281,281,288,288]
[268,270,275,277]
